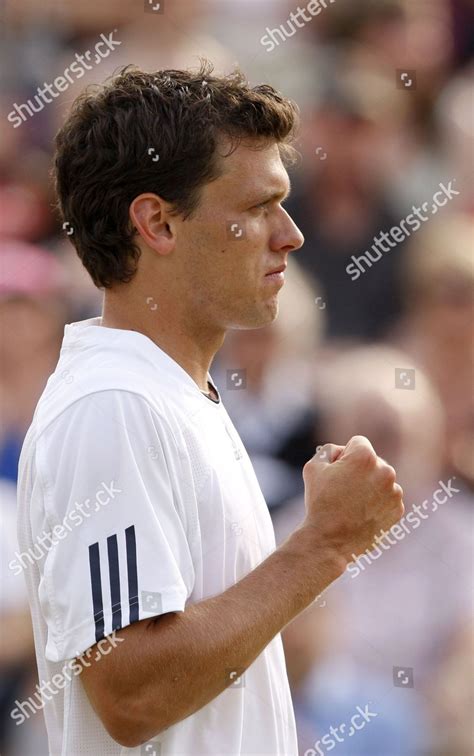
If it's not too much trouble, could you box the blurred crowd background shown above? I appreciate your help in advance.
[0,0,473,754]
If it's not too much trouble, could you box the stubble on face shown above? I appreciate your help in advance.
[175,139,293,331]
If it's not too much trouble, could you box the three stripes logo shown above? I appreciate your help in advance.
[88,525,139,642]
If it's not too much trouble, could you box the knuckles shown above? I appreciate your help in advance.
[350,446,377,469]
[377,464,397,488]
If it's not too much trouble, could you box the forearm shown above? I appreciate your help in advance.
[92,527,345,746]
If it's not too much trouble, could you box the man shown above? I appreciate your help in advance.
[16,62,404,755]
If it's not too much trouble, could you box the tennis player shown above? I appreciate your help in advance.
[17,62,404,755]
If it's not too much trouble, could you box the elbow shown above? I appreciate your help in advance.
[108,729,143,749]
[106,715,167,749]
[109,729,156,750]
[101,695,168,748]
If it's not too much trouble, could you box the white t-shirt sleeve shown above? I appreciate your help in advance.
[34,391,197,662]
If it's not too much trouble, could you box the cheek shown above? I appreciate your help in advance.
[183,225,221,273]
[186,217,263,290]
[225,248,262,291]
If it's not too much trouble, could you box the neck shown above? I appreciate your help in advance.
[100,290,226,393]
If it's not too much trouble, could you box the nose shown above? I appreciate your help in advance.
[270,208,305,254]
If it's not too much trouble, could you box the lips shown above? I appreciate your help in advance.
[265,264,287,276]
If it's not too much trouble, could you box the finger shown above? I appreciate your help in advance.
[392,482,404,500]
[340,435,377,461]
[379,499,405,533]
[378,484,405,530]
[312,443,345,464]
[375,461,397,489]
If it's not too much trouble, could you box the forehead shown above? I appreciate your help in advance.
[209,140,290,199]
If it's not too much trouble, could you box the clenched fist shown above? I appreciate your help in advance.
[301,435,404,567]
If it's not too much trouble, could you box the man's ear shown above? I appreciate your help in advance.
[129,193,174,255]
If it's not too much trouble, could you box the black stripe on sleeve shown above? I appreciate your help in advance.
[88,542,105,642]
[125,525,139,623]
[107,534,122,632]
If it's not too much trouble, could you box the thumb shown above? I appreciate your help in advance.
[303,443,344,485]
[339,434,376,460]
[311,443,345,464]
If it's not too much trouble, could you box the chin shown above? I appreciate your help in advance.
[237,303,279,330]
[258,297,279,325]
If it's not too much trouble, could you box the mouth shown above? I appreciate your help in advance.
[265,263,287,277]
[264,263,287,284]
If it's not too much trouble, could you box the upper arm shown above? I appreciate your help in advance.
[33,391,198,738]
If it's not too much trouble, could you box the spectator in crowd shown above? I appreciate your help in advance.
[0,241,66,482]
[273,345,473,756]
[396,213,474,486]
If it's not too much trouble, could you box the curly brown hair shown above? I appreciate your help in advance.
[53,60,299,289]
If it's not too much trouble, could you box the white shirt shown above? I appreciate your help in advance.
[16,317,298,756]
